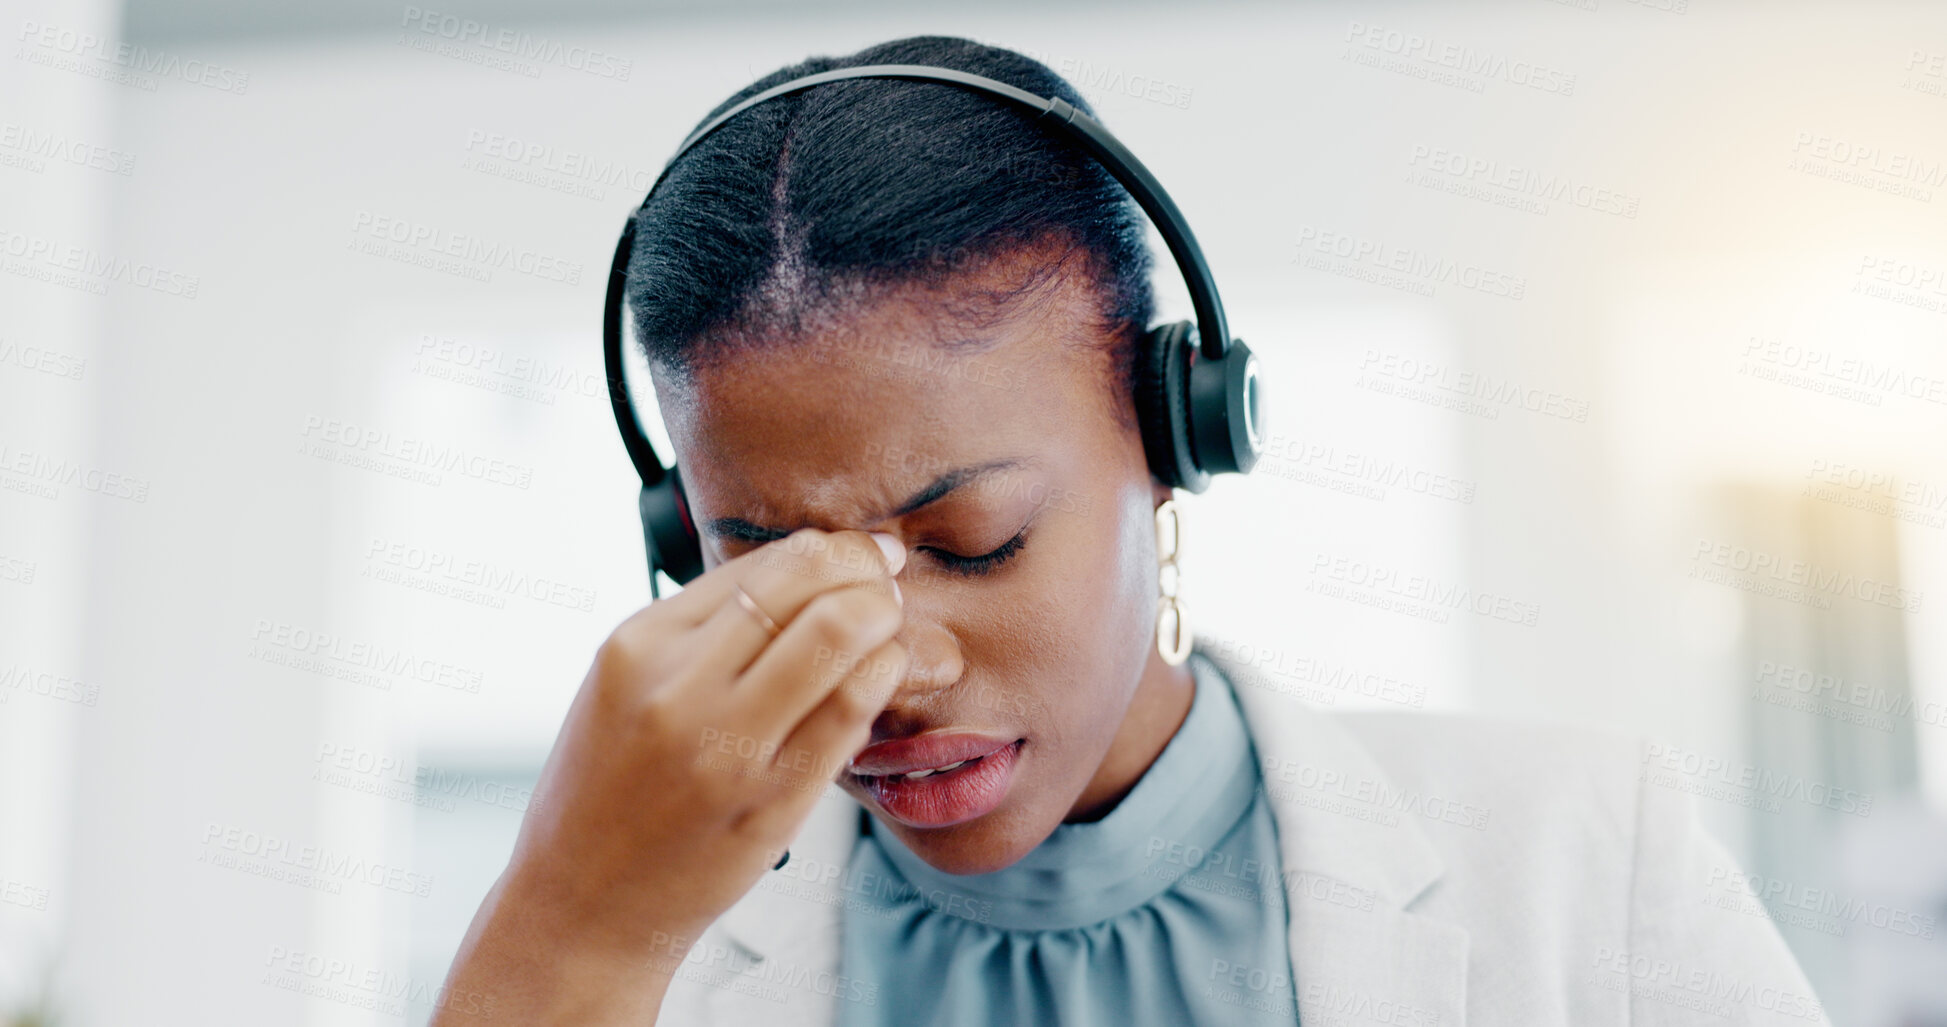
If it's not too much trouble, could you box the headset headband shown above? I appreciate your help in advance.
[604,63,1234,487]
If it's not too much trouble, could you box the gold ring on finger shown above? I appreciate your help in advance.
[732,584,782,638]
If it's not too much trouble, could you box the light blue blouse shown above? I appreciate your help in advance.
[836,653,1302,1026]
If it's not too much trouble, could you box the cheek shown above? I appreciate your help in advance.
[1004,482,1159,714]
[1076,480,1162,648]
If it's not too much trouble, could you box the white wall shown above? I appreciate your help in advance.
[0,0,122,1016]
[4,1,1945,1023]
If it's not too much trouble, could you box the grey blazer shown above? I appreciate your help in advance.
[657,640,1830,1026]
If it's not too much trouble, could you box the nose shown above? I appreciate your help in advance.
[893,613,964,698]
[869,615,964,743]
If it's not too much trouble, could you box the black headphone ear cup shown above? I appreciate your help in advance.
[639,472,705,586]
[1132,321,1210,493]
[1187,336,1263,478]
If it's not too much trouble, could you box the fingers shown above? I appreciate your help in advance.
[782,639,908,773]
[671,580,804,689]
[748,639,908,835]
[671,528,904,691]
[669,527,902,622]
[732,585,904,740]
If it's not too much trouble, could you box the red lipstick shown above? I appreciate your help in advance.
[850,733,1023,828]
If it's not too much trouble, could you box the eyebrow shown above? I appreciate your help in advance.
[707,458,1028,544]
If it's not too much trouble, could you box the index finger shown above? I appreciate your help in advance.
[661,527,905,628]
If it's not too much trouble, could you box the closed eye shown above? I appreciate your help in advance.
[921,527,1028,577]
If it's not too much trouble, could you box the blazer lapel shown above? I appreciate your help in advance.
[1199,639,1472,1027]
[711,785,861,1027]
[712,641,1472,1027]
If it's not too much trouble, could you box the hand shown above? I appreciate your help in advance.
[434,528,908,1025]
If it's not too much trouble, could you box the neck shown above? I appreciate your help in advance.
[1064,647,1197,823]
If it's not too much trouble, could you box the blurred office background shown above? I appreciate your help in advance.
[3,0,1945,1022]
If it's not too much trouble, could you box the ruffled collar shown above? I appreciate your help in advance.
[867,653,1259,931]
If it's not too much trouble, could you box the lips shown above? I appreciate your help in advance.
[850,733,1024,828]
[850,732,1016,776]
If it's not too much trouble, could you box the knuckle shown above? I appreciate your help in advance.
[800,589,898,650]
[597,620,688,696]
[827,679,880,721]
[869,641,911,682]
[634,681,682,724]
[739,555,796,596]
[593,631,646,686]
[827,644,906,720]
[796,593,860,651]
[613,684,688,755]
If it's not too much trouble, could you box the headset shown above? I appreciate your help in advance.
[604,63,1264,598]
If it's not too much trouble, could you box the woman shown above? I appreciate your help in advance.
[437,35,1825,1026]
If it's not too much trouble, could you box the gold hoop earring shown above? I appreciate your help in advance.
[1155,499,1191,666]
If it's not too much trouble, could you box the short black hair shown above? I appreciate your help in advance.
[623,35,1155,401]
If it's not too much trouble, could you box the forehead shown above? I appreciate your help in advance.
[658,274,1120,527]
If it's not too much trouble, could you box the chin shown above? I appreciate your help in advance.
[865,799,1052,877]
